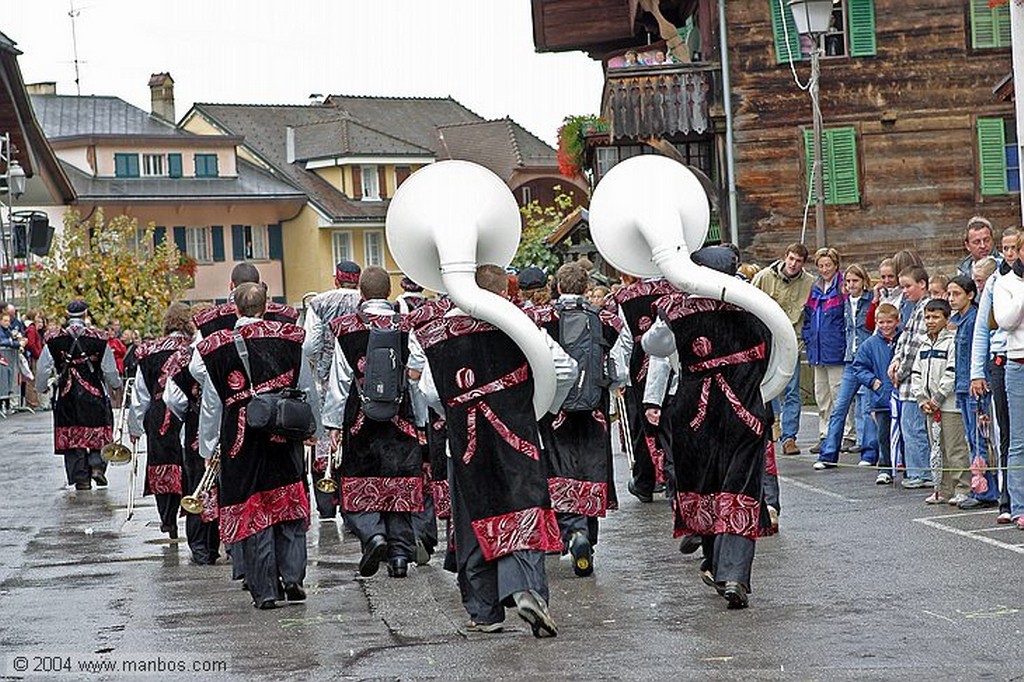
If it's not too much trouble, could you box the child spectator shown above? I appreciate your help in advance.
[851,303,901,484]
[911,299,970,504]
[948,276,998,509]
[929,273,950,301]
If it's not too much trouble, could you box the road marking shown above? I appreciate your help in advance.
[778,475,860,503]
[922,610,957,624]
[913,516,1024,555]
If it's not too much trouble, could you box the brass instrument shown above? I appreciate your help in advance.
[101,377,135,464]
[614,390,635,471]
[124,437,141,523]
[181,454,220,515]
[315,442,339,494]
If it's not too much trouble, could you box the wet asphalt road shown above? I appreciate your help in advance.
[1,409,1023,681]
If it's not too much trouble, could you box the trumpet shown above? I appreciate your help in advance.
[101,377,135,464]
[182,454,220,515]
[315,441,339,494]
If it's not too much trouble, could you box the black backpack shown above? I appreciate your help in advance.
[556,299,611,412]
[358,312,406,421]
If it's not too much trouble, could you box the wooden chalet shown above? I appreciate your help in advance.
[533,0,1020,269]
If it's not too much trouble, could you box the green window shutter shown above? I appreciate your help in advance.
[803,128,832,203]
[978,117,1009,195]
[827,127,860,205]
[114,153,139,178]
[268,223,283,260]
[847,0,876,57]
[167,153,182,178]
[771,0,803,64]
[211,226,225,262]
[971,0,1010,49]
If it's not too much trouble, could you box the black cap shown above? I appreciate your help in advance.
[66,300,88,318]
[691,245,740,277]
[335,260,361,285]
[517,266,547,290]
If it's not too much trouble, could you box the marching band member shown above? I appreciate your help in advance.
[196,282,319,609]
[415,264,576,637]
[323,266,423,579]
[36,300,122,490]
[395,276,428,314]
[302,260,362,518]
[127,302,193,538]
[528,262,630,577]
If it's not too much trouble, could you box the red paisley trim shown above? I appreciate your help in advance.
[688,342,766,372]
[339,476,424,512]
[224,369,296,408]
[548,477,608,517]
[67,367,103,397]
[612,279,676,305]
[414,314,497,350]
[157,346,193,392]
[598,308,624,332]
[146,463,183,495]
[228,408,246,459]
[266,301,299,323]
[432,479,451,519]
[406,297,454,330]
[55,425,111,451]
[200,485,219,523]
[674,491,761,540]
[645,434,667,485]
[46,326,110,343]
[218,480,310,544]
[657,294,743,322]
[135,335,190,361]
[195,321,305,357]
[470,506,563,562]
[193,302,235,329]
[329,310,410,337]
[526,304,558,325]
[765,440,778,477]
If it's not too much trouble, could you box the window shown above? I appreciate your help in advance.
[185,226,212,263]
[594,143,691,183]
[142,154,164,177]
[114,153,140,178]
[167,153,183,178]
[977,117,1020,195]
[332,231,353,264]
[803,127,861,205]
[521,186,533,204]
[673,140,714,177]
[970,0,1010,50]
[194,153,219,178]
[361,165,380,200]
[243,225,268,260]
[364,230,384,267]
[771,0,876,63]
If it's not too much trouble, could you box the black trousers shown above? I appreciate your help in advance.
[312,468,338,518]
[625,386,672,495]
[63,449,105,485]
[555,512,599,547]
[235,519,307,605]
[185,513,220,564]
[412,491,438,554]
[451,469,548,626]
[155,493,181,533]
[700,533,756,591]
[345,510,415,560]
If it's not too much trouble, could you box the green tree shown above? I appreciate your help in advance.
[513,188,577,273]
[37,210,193,336]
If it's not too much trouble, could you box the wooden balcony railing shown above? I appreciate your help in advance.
[601,63,720,140]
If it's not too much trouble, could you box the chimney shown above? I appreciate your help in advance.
[148,72,175,123]
[26,82,57,96]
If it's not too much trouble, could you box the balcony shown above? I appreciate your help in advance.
[601,62,721,141]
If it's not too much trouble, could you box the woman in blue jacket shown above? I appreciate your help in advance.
[803,248,849,448]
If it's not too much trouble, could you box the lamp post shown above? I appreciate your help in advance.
[788,0,832,249]
[1,133,27,303]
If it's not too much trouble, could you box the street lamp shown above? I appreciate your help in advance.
[788,0,832,249]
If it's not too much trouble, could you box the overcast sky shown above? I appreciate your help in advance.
[6,0,604,147]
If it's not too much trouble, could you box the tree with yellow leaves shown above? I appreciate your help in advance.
[37,210,193,337]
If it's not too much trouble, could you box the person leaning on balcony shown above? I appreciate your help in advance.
[751,243,814,456]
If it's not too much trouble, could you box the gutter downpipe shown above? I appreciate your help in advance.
[718,0,740,246]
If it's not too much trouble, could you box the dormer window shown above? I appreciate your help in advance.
[114,153,140,178]
[142,154,165,177]
[195,153,219,178]
[361,165,380,201]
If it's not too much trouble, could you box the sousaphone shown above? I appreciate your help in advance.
[588,155,797,401]
[385,160,557,417]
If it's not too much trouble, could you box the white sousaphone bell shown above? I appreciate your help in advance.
[588,155,798,402]
[384,160,557,418]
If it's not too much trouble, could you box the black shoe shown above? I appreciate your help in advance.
[652,482,666,494]
[722,582,749,609]
[568,531,593,577]
[958,497,998,510]
[387,557,408,578]
[283,582,307,601]
[358,534,388,577]
[91,468,108,487]
[254,599,278,610]
[809,442,823,455]
[513,590,558,638]
[74,480,92,491]
[678,535,702,555]
[414,538,432,566]
[241,580,250,592]
[627,479,653,503]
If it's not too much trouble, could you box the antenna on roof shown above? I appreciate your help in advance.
[68,0,83,95]
[308,93,323,105]
[438,129,452,159]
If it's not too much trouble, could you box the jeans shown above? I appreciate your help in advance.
[856,387,878,463]
[772,357,802,442]
[817,365,873,463]
[958,392,998,502]
[899,399,931,481]
[1005,362,1024,519]
[873,410,892,471]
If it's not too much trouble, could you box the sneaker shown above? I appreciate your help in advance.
[857,460,873,467]
[1017,517,1024,531]
[948,494,969,506]
[901,478,927,489]
[810,442,823,455]
[91,468,108,487]
[812,461,831,470]
[782,438,800,456]
[875,472,892,485]
[767,505,779,532]
[568,531,594,577]
[466,621,504,633]
[513,590,557,638]
[997,512,1013,524]
[924,492,947,505]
